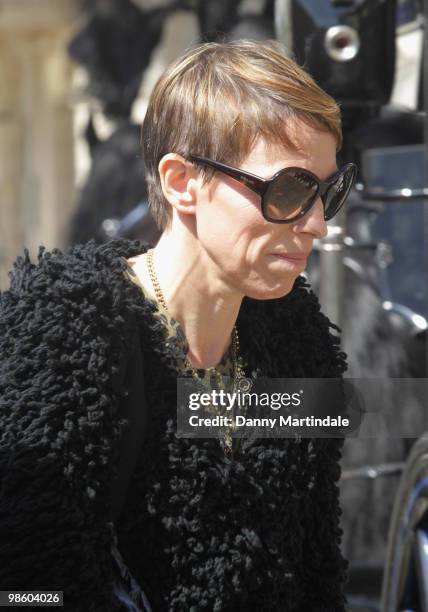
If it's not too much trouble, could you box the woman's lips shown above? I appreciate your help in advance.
[268,253,309,268]
[274,253,308,261]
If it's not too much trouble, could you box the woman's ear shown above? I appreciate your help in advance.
[158,154,198,216]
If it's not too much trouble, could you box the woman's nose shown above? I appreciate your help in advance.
[293,198,328,239]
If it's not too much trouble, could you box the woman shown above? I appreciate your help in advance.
[0,40,356,611]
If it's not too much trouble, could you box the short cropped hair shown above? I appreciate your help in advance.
[142,39,342,231]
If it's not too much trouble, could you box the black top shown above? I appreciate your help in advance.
[0,238,348,611]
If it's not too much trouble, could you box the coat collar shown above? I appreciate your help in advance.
[108,238,344,381]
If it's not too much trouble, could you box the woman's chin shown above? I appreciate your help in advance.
[244,278,297,300]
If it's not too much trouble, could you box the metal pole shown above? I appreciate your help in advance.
[318,204,346,336]
[424,0,428,377]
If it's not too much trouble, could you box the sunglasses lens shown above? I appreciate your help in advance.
[264,169,319,221]
[323,165,356,220]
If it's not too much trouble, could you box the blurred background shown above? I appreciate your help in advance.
[0,1,427,610]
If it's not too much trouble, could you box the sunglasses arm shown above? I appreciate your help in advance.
[189,154,268,196]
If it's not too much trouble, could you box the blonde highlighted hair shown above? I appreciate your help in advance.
[142,39,342,230]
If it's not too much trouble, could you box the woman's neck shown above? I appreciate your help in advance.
[140,227,243,369]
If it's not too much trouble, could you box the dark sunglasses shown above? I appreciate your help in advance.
[189,154,357,224]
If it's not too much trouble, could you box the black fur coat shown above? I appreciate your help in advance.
[0,238,348,611]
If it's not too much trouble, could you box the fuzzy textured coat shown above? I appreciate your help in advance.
[0,238,348,612]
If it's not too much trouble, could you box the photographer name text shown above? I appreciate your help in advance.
[188,415,350,428]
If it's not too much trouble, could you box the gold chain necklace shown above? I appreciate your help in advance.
[146,248,246,456]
